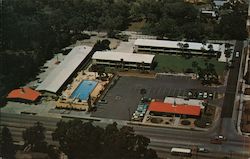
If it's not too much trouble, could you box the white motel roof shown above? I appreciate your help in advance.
[134,39,221,52]
[36,46,92,93]
[92,51,155,64]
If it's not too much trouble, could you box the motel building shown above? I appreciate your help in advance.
[147,97,204,119]
[134,39,224,57]
[6,87,41,103]
[36,45,104,111]
[92,51,155,70]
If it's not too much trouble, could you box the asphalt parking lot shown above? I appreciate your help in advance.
[91,75,224,120]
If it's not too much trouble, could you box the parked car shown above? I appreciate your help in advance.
[235,51,239,58]
[208,93,213,99]
[188,91,193,97]
[198,92,203,99]
[98,99,108,104]
[203,92,208,99]
[37,79,43,83]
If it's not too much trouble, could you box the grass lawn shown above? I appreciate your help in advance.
[127,20,146,31]
[154,54,226,75]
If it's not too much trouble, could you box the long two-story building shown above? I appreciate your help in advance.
[92,51,155,70]
[134,39,223,57]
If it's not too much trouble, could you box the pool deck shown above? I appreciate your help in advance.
[57,71,112,110]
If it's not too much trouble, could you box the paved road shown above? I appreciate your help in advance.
[1,113,250,159]
[218,41,246,141]
[221,41,244,118]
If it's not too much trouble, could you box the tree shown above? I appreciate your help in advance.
[52,120,104,159]
[225,49,232,62]
[177,42,184,55]
[216,11,247,40]
[207,44,215,58]
[192,61,198,73]
[197,62,219,85]
[141,61,145,72]
[22,122,48,153]
[52,120,158,159]
[0,126,16,159]
[183,43,190,58]
[47,145,60,159]
[120,58,124,69]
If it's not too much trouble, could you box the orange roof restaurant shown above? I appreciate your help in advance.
[7,87,41,103]
[148,101,201,118]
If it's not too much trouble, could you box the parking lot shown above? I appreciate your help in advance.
[91,75,224,120]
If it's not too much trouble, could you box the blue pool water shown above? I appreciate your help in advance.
[70,80,98,101]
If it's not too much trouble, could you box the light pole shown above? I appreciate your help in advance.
[128,107,131,121]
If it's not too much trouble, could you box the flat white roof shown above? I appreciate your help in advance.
[36,46,92,93]
[164,97,205,109]
[134,39,221,52]
[201,10,217,17]
[92,51,155,64]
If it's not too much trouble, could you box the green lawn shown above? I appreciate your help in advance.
[154,54,226,75]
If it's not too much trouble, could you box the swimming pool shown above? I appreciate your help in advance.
[70,80,98,101]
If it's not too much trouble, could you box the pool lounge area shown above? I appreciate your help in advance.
[70,80,98,101]
[56,71,112,111]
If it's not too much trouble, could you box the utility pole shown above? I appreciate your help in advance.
[128,107,131,121]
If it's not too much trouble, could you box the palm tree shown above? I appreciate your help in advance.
[201,41,207,56]
[225,49,231,62]
[141,61,145,72]
[120,58,124,70]
[192,61,198,73]
[200,46,206,56]
[183,43,190,58]
[177,42,184,55]
[207,44,214,57]
[91,64,98,78]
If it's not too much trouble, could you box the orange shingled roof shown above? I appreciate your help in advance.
[7,87,41,101]
[149,101,201,116]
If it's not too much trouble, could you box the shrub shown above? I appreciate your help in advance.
[181,120,191,125]
[151,118,163,124]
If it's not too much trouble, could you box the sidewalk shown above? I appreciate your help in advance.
[237,41,250,136]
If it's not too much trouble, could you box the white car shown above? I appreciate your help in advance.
[235,51,239,57]
[203,92,208,99]
[216,135,227,141]
[198,148,209,153]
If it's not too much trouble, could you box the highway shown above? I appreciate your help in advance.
[1,112,250,159]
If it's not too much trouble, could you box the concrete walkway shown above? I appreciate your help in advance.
[237,41,250,136]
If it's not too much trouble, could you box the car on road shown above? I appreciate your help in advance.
[235,51,239,57]
[216,135,227,141]
[198,148,209,153]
